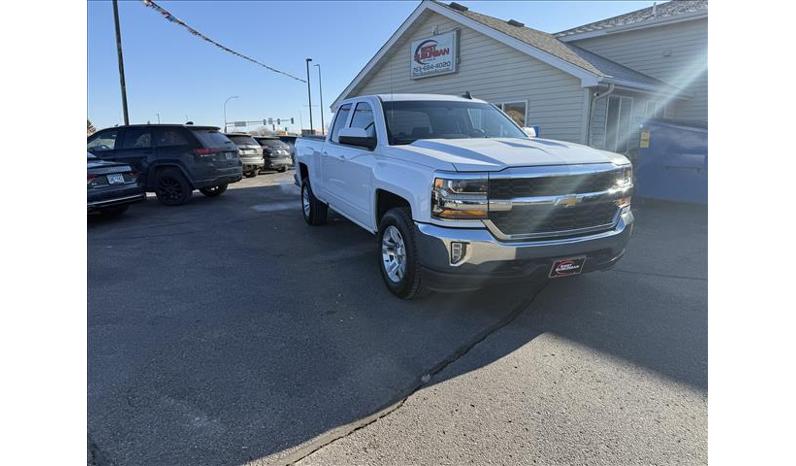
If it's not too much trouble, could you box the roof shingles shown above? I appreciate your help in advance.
[555,0,708,38]
[435,1,681,92]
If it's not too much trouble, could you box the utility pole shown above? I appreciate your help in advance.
[156,113,161,124]
[305,58,313,133]
[224,95,239,132]
[314,64,325,135]
[112,0,129,125]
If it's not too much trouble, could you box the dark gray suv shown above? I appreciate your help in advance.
[87,124,242,206]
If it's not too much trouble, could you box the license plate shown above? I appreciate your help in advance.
[549,256,586,278]
[107,173,125,184]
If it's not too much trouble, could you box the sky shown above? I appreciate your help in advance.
[88,0,655,133]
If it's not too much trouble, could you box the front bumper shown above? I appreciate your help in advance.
[414,208,634,291]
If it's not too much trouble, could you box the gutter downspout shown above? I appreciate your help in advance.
[586,84,615,147]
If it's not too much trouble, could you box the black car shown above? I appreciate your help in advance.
[254,137,294,172]
[278,135,298,165]
[87,124,242,206]
[87,152,146,216]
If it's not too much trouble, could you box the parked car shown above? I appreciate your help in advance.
[87,124,242,206]
[278,135,298,162]
[225,133,264,178]
[295,94,634,299]
[254,136,293,172]
[87,152,146,216]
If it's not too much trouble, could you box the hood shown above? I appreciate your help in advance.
[389,138,629,172]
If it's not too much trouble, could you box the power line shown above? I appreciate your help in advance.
[141,0,306,83]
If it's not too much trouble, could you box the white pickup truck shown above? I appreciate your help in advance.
[295,94,634,299]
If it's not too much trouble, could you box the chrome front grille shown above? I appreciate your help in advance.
[489,170,618,199]
[488,202,618,237]
[485,165,629,240]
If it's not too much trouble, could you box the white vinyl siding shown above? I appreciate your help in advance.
[352,11,586,143]
[572,18,707,123]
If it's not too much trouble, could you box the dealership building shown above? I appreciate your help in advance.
[332,0,707,153]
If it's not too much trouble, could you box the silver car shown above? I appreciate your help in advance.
[225,133,264,178]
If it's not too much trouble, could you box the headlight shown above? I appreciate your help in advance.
[616,165,633,189]
[614,165,633,208]
[431,175,488,219]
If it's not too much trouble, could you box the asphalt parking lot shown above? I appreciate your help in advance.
[88,171,707,465]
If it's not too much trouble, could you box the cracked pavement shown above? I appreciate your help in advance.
[88,172,706,465]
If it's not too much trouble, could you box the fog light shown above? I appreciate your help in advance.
[450,242,467,265]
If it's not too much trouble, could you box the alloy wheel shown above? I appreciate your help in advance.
[381,225,407,283]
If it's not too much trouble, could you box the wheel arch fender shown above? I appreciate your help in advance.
[372,161,435,227]
[146,163,193,189]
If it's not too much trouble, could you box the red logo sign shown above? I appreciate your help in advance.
[549,257,586,278]
[414,39,450,64]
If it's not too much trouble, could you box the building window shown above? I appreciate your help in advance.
[605,96,633,153]
[645,100,666,119]
[495,101,527,127]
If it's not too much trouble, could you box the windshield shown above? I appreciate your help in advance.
[382,100,527,145]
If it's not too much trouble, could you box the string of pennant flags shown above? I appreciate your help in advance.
[141,0,306,83]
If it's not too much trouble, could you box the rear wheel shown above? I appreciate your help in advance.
[155,168,192,206]
[199,184,228,197]
[378,208,427,299]
[244,169,257,178]
[301,177,327,225]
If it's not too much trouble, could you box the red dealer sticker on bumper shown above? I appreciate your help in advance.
[549,257,587,278]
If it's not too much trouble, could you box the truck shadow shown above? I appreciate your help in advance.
[88,184,706,465]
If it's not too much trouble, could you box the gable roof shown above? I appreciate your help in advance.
[332,1,685,109]
[556,0,708,41]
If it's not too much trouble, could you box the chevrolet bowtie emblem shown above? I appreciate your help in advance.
[556,195,580,207]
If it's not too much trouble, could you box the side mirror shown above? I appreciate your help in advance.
[338,127,377,150]
[522,126,540,138]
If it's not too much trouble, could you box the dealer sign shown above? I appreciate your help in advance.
[410,30,458,79]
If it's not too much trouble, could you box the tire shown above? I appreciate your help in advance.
[244,170,257,178]
[99,204,129,217]
[154,168,192,206]
[200,184,228,197]
[377,207,428,300]
[277,167,287,173]
[301,177,327,225]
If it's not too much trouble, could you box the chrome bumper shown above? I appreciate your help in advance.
[414,208,634,291]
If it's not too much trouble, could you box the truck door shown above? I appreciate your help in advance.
[321,103,352,208]
[323,102,376,228]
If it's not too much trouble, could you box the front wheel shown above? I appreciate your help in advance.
[377,208,428,299]
[301,178,327,225]
[199,184,228,197]
[244,170,257,178]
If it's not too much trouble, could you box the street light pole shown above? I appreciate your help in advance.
[112,0,129,125]
[224,95,239,132]
[305,58,313,133]
[314,64,325,135]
